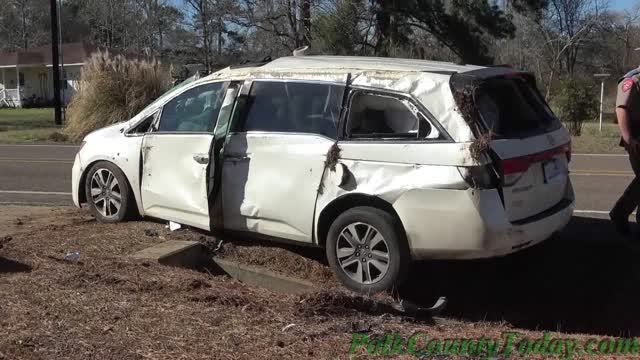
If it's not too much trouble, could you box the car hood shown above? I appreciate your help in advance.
[83,122,127,142]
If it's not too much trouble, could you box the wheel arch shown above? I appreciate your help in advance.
[316,193,406,248]
[78,159,141,215]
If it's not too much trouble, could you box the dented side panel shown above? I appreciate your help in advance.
[314,142,473,246]
[314,140,571,259]
[222,132,334,242]
[140,134,214,230]
[73,123,145,215]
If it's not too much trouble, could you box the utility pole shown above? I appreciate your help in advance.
[49,0,62,125]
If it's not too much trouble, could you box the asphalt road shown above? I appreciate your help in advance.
[0,144,635,215]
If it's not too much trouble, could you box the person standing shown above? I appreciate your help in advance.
[611,66,640,236]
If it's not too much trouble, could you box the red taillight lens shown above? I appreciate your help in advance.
[502,157,531,175]
[500,143,570,183]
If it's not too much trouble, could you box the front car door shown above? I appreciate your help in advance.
[141,81,234,230]
[222,80,345,242]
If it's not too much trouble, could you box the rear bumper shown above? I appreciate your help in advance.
[394,182,574,260]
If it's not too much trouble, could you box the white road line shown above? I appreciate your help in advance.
[0,202,72,206]
[0,190,71,196]
[574,210,637,216]
[0,144,78,148]
[572,153,626,157]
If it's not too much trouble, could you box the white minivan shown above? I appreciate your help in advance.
[71,56,574,293]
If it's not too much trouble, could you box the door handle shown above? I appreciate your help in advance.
[193,154,209,164]
[225,155,249,161]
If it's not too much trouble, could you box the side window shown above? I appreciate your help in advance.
[346,92,439,140]
[243,81,344,139]
[129,112,158,134]
[157,82,225,132]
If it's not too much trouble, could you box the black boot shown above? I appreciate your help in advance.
[610,209,631,236]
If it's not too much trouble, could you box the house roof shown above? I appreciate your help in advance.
[0,42,101,67]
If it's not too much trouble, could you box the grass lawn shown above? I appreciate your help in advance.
[570,122,624,154]
[0,108,68,144]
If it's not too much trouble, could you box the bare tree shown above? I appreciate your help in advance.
[0,0,49,51]
[232,0,313,52]
[533,0,607,97]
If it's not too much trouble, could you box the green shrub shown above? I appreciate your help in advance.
[64,51,172,142]
[551,79,599,136]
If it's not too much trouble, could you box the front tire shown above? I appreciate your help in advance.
[326,206,410,294]
[85,161,135,223]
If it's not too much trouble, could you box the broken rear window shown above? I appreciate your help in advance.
[474,77,560,138]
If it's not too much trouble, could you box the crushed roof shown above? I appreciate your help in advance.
[260,56,483,74]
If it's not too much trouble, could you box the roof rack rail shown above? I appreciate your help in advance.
[229,56,273,69]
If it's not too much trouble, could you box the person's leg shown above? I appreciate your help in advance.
[611,152,640,235]
[629,153,640,224]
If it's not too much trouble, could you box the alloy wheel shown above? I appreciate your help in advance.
[90,168,122,218]
[336,222,390,284]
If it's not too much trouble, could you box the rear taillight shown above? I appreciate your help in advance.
[499,143,570,186]
[458,165,499,189]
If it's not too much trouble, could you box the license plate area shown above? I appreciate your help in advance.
[542,159,561,183]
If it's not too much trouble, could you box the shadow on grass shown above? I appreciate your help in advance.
[0,256,31,274]
[401,216,640,336]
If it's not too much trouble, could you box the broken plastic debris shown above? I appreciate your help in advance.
[144,228,159,237]
[64,251,81,262]
[214,239,223,252]
[282,323,296,332]
[167,221,181,231]
[391,296,448,317]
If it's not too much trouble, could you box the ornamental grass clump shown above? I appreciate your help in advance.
[65,51,171,142]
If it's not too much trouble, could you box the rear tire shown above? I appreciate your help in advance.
[84,161,135,223]
[326,206,410,294]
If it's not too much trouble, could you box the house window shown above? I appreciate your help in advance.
[18,73,24,86]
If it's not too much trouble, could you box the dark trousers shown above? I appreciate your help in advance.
[612,150,640,220]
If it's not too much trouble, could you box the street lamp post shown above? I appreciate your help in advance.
[594,73,610,132]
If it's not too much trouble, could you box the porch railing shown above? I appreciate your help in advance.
[0,88,22,107]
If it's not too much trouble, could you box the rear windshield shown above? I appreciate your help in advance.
[474,77,560,138]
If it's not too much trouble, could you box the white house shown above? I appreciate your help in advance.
[0,42,99,107]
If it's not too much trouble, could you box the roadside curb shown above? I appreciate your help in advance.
[130,240,317,295]
[212,257,317,295]
[131,240,204,268]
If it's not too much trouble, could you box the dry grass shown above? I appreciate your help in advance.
[64,51,171,142]
[570,122,624,154]
[3,208,640,359]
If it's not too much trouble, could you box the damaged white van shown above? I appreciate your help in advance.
[71,56,574,293]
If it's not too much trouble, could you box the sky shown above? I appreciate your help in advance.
[611,0,639,11]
